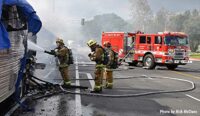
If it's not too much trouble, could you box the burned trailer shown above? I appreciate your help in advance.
[0,6,26,103]
[0,1,42,104]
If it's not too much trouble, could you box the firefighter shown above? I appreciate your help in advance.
[103,41,114,89]
[45,38,71,86]
[87,39,105,93]
[55,38,71,86]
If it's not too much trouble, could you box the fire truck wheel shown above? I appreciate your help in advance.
[166,65,178,70]
[143,54,156,69]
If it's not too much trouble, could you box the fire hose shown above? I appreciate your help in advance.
[31,75,195,100]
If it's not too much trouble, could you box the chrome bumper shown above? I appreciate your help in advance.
[165,60,192,64]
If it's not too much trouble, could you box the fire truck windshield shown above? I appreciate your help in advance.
[164,36,188,46]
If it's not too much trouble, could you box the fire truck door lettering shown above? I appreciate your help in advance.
[139,46,145,50]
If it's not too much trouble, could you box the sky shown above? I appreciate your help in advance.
[28,0,200,33]
[27,0,200,32]
[28,0,200,21]
[28,0,130,20]
[149,0,200,13]
[27,0,200,36]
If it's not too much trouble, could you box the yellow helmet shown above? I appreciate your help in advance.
[87,39,97,47]
[56,38,64,45]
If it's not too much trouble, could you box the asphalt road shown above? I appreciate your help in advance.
[11,55,200,116]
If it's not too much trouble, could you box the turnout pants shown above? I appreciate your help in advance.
[94,64,104,91]
[104,68,113,89]
[59,66,71,85]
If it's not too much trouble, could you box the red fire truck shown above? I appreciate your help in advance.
[102,31,192,70]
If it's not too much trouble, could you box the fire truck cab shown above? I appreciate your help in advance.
[102,31,191,70]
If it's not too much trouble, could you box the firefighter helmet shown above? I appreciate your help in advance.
[103,41,111,47]
[56,38,64,45]
[87,39,97,47]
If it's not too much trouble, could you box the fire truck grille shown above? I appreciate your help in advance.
[175,53,183,55]
[174,55,184,59]
[174,49,185,59]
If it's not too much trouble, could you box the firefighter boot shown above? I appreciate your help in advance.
[90,86,102,93]
[105,69,113,89]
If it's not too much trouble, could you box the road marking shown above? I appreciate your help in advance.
[86,73,95,89]
[77,62,95,65]
[43,68,56,79]
[185,94,200,102]
[173,71,200,80]
[75,57,82,116]
[79,72,95,89]
[80,62,88,66]
[79,61,95,89]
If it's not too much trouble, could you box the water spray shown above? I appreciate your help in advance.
[27,40,45,52]
[67,40,74,49]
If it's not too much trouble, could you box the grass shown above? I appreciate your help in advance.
[190,53,200,59]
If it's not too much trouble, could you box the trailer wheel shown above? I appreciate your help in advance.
[166,65,178,70]
[143,54,156,69]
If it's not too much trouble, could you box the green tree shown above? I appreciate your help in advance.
[184,10,200,52]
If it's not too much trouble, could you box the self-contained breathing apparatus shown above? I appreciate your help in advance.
[101,46,118,69]
[109,50,119,69]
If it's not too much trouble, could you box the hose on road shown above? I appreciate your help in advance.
[32,75,195,99]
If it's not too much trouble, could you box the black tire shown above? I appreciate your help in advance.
[128,61,138,66]
[143,54,156,69]
[166,65,178,70]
